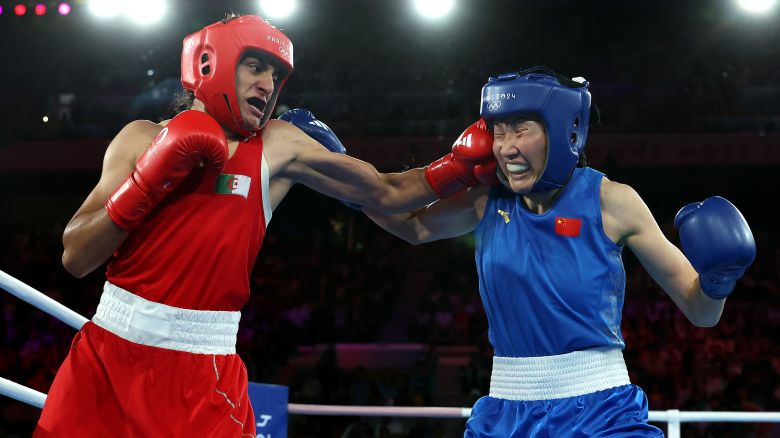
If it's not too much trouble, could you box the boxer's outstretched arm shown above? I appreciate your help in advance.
[269,119,493,214]
[267,119,436,213]
[62,121,160,277]
[363,186,489,244]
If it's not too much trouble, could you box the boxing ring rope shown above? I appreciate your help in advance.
[0,377,47,409]
[0,270,88,330]
[287,405,780,438]
[288,404,472,418]
[2,270,780,437]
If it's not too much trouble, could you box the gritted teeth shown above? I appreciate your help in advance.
[506,163,530,173]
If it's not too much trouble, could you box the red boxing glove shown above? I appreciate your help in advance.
[106,110,229,230]
[474,160,500,187]
[424,119,496,198]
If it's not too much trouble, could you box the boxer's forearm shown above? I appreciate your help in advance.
[363,187,484,245]
[375,168,439,213]
[62,208,129,278]
[684,283,726,328]
[363,208,426,244]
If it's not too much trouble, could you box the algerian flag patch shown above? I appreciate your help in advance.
[215,174,251,199]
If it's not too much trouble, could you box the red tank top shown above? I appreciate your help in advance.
[107,135,270,311]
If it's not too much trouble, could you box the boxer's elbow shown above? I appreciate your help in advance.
[405,226,440,245]
[61,212,124,278]
[375,227,428,246]
[396,232,426,246]
[62,231,88,277]
[62,257,84,278]
[62,249,91,278]
[689,313,721,328]
[684,305,722,328]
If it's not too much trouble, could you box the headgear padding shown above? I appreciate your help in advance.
[480,67,591,192]
[181,15,294,138]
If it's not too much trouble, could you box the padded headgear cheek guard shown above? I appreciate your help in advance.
[181,15,294,138]
[480,67,592,192]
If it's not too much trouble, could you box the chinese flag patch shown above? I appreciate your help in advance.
[555,217,582,237]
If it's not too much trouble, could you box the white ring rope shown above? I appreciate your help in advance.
[648,409,780,423]
[287,403,780,423]
[0,377,46,409]
[2,376,779,425]
[0,270,88,330]
[289,403,473,418]
[2,270,779,436]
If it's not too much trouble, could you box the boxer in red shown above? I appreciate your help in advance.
[34,14,495,437]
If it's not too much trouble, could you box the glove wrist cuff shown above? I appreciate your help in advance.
[424,157,473,199]
[105,176,153,231]
[699,275,735,300]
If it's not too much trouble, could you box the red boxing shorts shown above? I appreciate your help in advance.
[34,283,254,437]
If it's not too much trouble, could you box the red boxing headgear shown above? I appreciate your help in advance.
[181,15,294,138]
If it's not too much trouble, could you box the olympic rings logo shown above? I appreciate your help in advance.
[487,101,502,112]
[279,44,290,59]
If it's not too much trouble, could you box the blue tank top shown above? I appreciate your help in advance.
[474,167,626,357]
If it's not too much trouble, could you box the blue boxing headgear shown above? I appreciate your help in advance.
[480,66,593,192]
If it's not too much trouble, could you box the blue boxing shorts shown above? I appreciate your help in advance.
[465,349,663,437]
[465,384,663,437]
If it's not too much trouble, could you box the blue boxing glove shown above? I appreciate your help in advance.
[278,108,361,210]
[278,108,346,153]
[674,196,756,299]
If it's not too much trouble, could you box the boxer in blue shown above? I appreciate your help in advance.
[355,67,756,437]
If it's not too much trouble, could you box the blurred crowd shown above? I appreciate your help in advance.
[18,35,780,143]
[3,2,780,146]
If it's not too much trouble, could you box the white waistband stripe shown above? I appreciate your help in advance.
[92,282,240,355]
[489,348,630,401]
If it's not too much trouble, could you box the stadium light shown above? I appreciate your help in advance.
[413,0,455,19]
[737,0,777,13]
[35,4,46,16]
[125,0,168,26]
[88,0,121,18]
[259,0,296,20]
[14,4,26,16]
[58,3,71,16]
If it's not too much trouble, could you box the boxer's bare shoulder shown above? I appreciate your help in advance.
[106,120,166,164]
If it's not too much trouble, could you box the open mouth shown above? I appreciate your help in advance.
[246,96,267,121]
[247,97,267,112]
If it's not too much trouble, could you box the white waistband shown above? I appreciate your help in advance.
[489,348,630,401]
[92,282,240,355]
